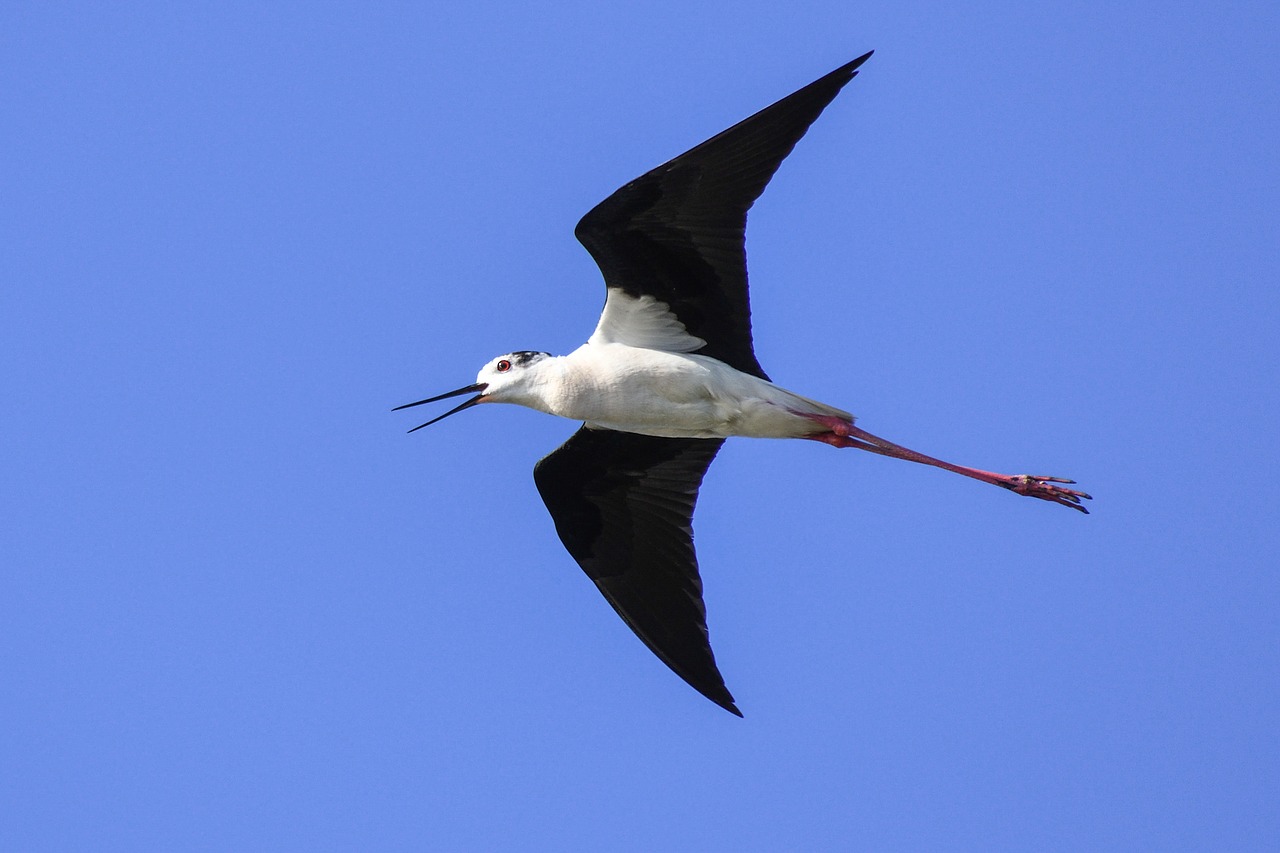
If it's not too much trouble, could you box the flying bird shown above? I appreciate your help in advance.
[396,51,1090,716]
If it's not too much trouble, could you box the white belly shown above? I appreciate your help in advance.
[546,344,853,439]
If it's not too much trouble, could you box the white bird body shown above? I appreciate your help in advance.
[396,52,1089,717]
[484,342,854,440]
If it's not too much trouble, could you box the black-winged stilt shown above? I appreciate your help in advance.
[396,51,1090,716]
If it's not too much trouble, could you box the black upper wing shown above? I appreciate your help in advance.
[574,51,873,380]
[532,426,737,716]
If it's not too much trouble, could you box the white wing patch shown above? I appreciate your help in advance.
[588,289,706,352]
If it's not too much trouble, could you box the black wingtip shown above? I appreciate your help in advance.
[809,51,875,93]
[832,50,874,84]
[702,684,743,717]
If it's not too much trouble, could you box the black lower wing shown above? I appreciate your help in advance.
[532,425,739,716]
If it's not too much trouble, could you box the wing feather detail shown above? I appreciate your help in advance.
[575,52,873,378]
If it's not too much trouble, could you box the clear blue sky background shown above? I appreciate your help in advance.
[4,2,1278,850]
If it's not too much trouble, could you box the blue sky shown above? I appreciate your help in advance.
[3,2,1278,850]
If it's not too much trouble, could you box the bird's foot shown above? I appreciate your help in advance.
[1000,475,1092,513]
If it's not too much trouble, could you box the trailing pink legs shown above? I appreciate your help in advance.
[798,414,1091,513]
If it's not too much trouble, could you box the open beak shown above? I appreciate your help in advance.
[393,383,488,433]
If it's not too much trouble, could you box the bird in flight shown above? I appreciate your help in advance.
[396,51,1090,716]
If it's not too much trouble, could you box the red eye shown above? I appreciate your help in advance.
[496,359,512,373]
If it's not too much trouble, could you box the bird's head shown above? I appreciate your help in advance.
[394,351,553,432]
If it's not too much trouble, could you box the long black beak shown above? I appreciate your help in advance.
[393,383,488,433]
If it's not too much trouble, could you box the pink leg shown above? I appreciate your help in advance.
[799,415,1091,513]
